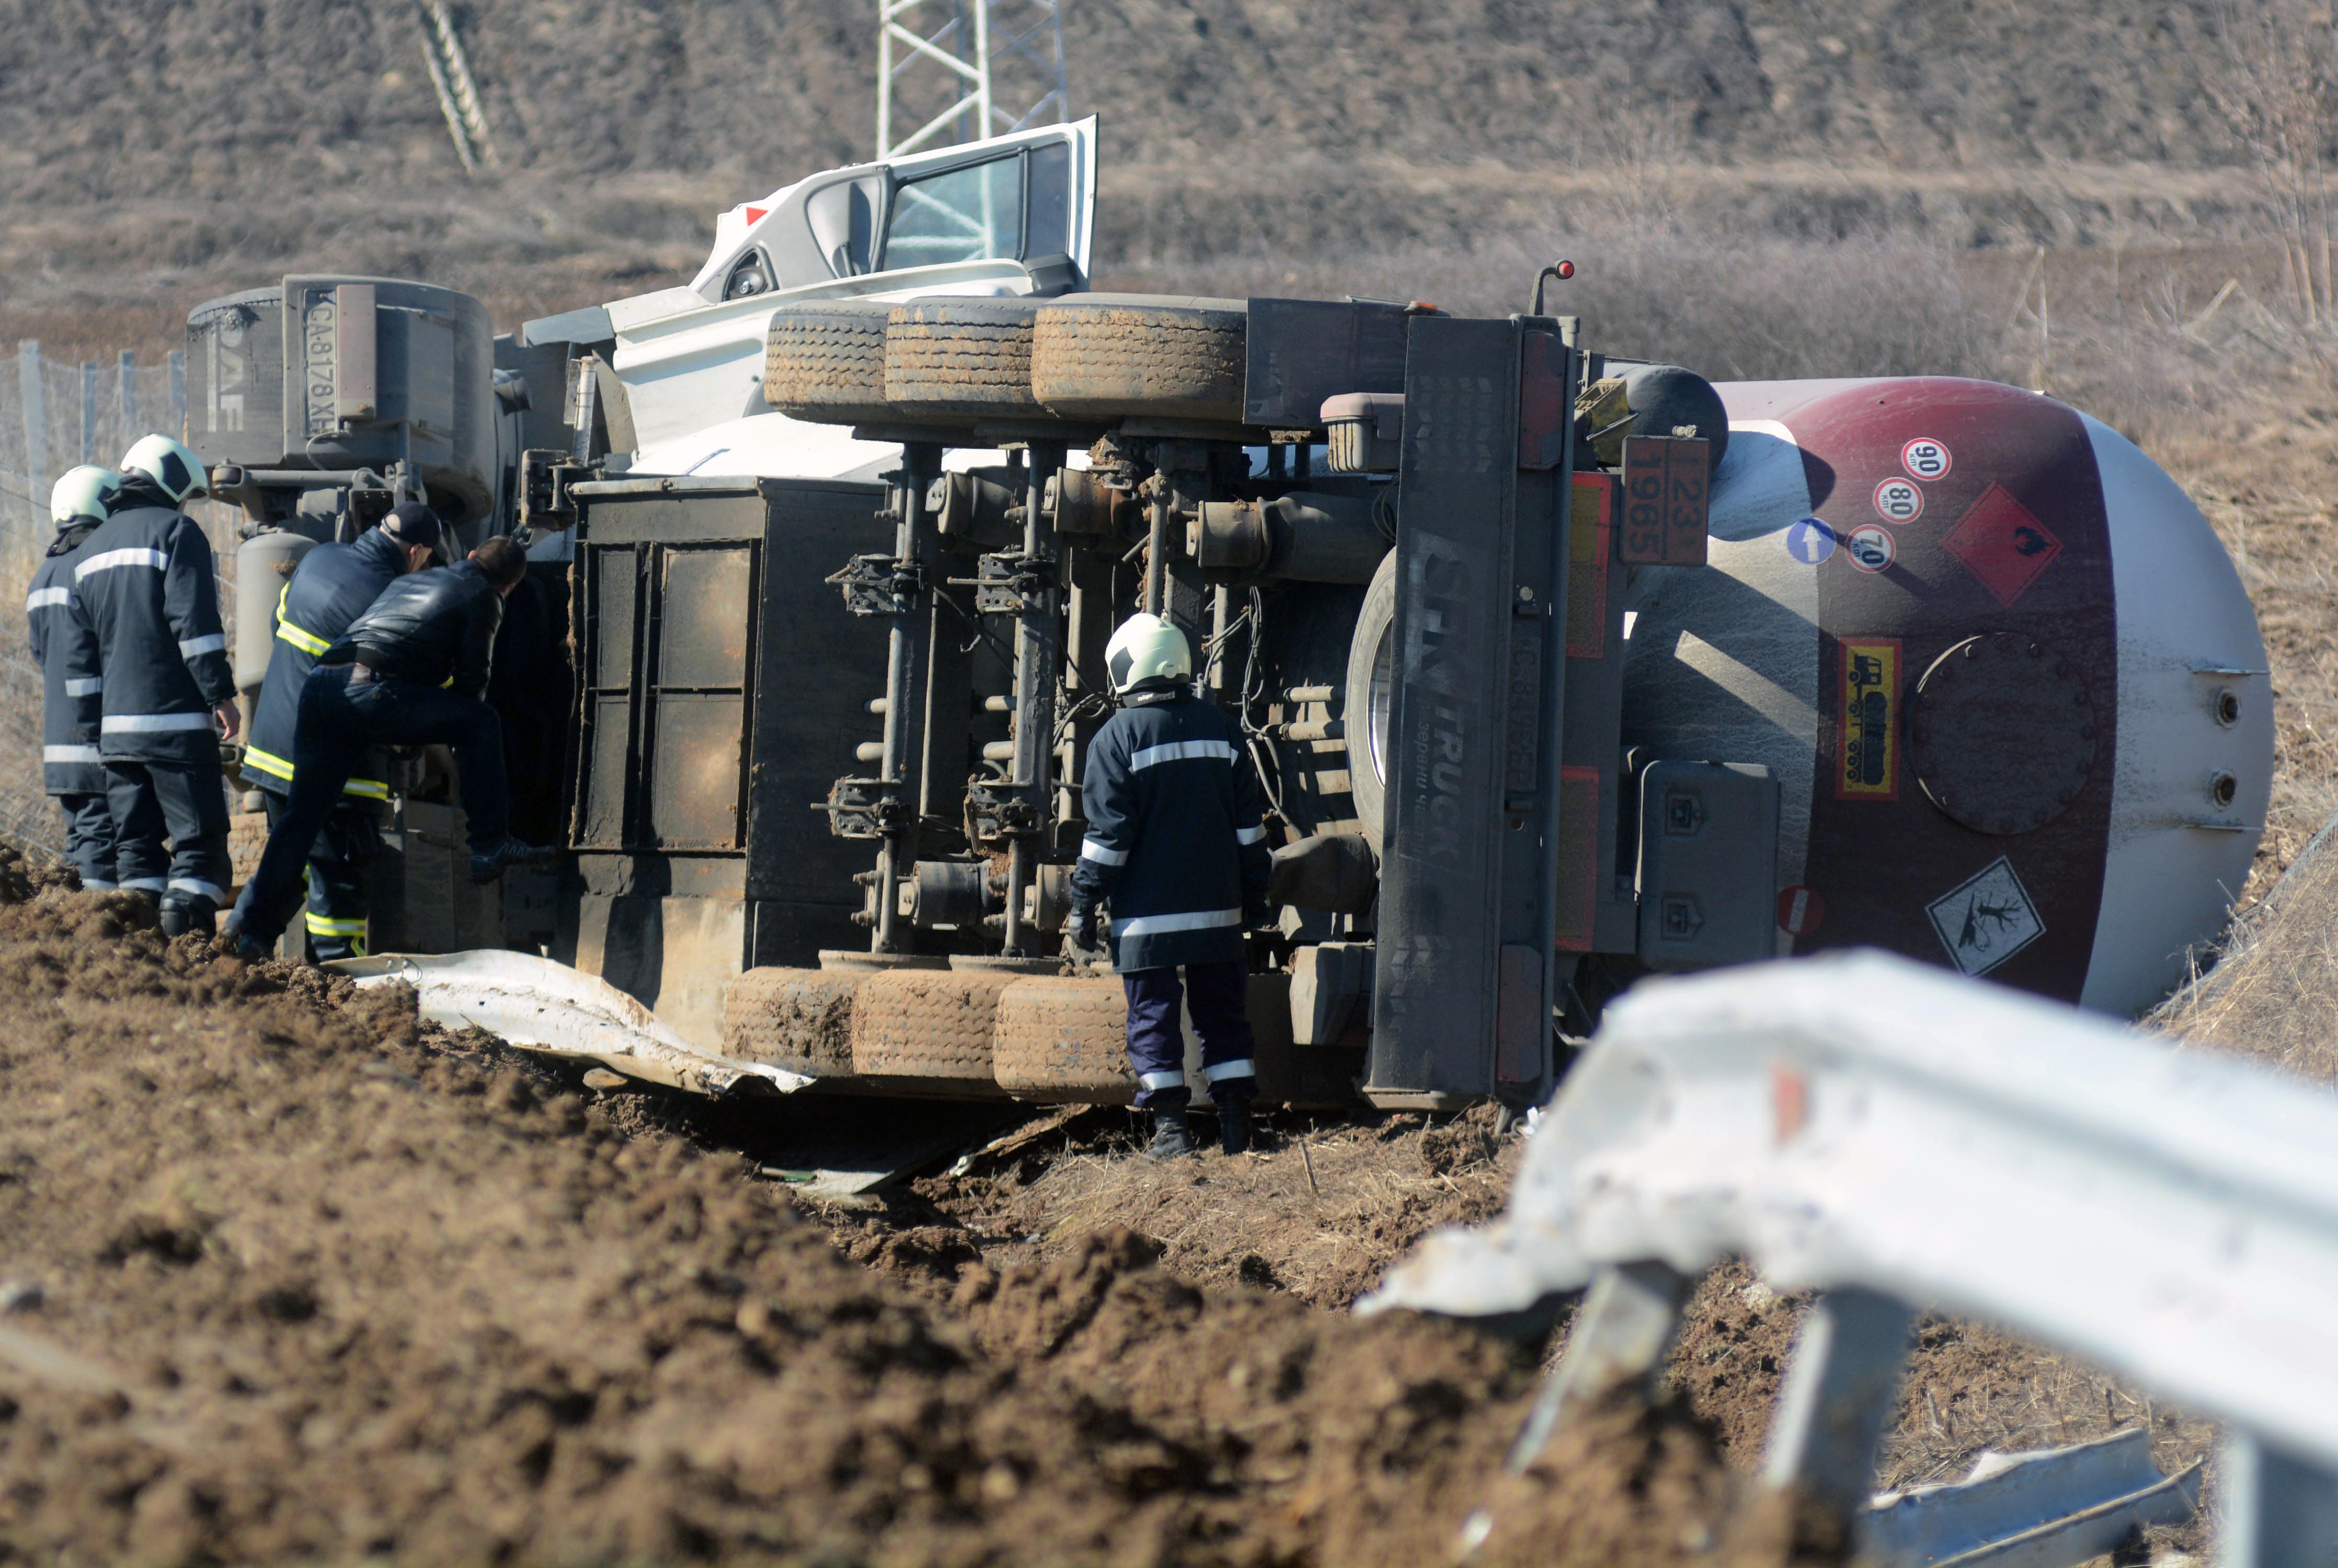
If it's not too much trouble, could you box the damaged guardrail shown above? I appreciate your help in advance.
[328,951,812,1098]
[1363,950,2338,1566]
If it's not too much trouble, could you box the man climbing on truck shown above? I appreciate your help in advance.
[1067,614,1275,1159]
[239,501,453,959]
[227,534,549,961]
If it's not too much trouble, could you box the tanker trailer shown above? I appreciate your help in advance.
[596,294,2268,1110]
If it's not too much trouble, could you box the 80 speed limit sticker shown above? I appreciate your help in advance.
[1873,477,1924,523]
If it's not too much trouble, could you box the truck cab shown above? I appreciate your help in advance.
[520,118,1097,482]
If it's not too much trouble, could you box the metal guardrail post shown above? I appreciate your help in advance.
[79,361,96,465]
[1760,1287,1915,1518]
[2220,1433,2338,1567]
[118,350,136,433]
[1505,1260,1690,1472]
[167,351,185,441]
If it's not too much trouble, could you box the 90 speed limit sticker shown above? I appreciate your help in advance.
[1844,524,1897,573]
[1873,477,1924,523]
[1901,436,1952,480]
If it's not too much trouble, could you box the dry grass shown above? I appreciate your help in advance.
[917,1106,1519,1309]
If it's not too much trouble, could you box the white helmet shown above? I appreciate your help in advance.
[1105,613,1193,695]
[49,465,118,529]
[119,433,209,503]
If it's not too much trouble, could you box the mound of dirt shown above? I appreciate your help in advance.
[0,871,1766,1567]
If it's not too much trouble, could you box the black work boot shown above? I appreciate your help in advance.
[1147,1108,1197,1161]
[1217,1096,1254,1156]
[157,895,217,939]
[469,836,554,885]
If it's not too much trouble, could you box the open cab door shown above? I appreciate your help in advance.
[585,118,1098,459]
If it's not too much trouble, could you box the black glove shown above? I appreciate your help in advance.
[1066,901,1103,958]
[1244,893,1273,930]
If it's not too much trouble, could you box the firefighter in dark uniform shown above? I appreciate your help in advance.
[240,502,452,959]
[1067,614,1274,1159]
[67,435,238,935]
[27,466,120,890]
[227,535,546,960]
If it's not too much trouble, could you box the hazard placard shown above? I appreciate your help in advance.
[1618,436,1710,566]
[1942,483,2062,607]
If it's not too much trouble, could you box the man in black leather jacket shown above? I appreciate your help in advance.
[226,535,547,961]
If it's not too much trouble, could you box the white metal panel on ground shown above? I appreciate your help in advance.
[327,950,811,1097]
[1364,949,2338,1472]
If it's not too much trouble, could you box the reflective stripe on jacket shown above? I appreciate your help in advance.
[1069,688,1271,972]
[26,522,104,794]
[66,496,235,766]
[243,527,405,799]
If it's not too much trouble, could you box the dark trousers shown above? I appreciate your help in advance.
[260,790,380,961]
[234,664,508,946]
[105,762,231,908]
[56,792,118,890]
[1122,960,1259,1111]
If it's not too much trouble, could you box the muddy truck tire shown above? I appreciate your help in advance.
[993,975,1136,1103]
[883,298,1044,417]
[850,968,1016,1094]
[723,967,861,1077]
[763,301,894,425]
[1030,298,1246,422]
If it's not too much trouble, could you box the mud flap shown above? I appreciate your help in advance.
[1367,317,1579,1108]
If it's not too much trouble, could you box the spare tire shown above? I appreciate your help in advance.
[884,298,1044,416]
[992,976,1135,1103]
[1344,551,1397,851]
[763,301,893,425]
[850,967,1015,1092]
[723,966,859,1077]
[1030,297,1247,422]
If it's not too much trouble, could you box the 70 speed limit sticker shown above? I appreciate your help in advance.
[1844,525,1897,572]
[1873,477,1924,523]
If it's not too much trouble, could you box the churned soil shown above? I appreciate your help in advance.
[0,859,1795,1568]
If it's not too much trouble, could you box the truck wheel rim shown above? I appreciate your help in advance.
[1368,620,1394,791]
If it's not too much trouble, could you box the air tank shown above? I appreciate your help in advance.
[184,276,498,525]
[1621,376,2271,1014]
[233,530,318,694]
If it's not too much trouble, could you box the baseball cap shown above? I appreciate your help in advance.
[380,501,455,565]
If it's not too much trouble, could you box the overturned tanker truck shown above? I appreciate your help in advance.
[182,121,2270,1111]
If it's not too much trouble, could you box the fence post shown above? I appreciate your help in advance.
[80,361,97,465]
[118,350,137,436]
[18,341,46,526]
[168,350,186,441]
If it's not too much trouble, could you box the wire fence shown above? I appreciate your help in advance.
[0,343,246,858]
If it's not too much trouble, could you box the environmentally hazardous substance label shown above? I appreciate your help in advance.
[1943,482,2063,607]
[1926,857,2045,976]
[1873,477,1924,523]
[1901,437,1952,480]
[1844,524,1896,573]
[1837,638,1900,798]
